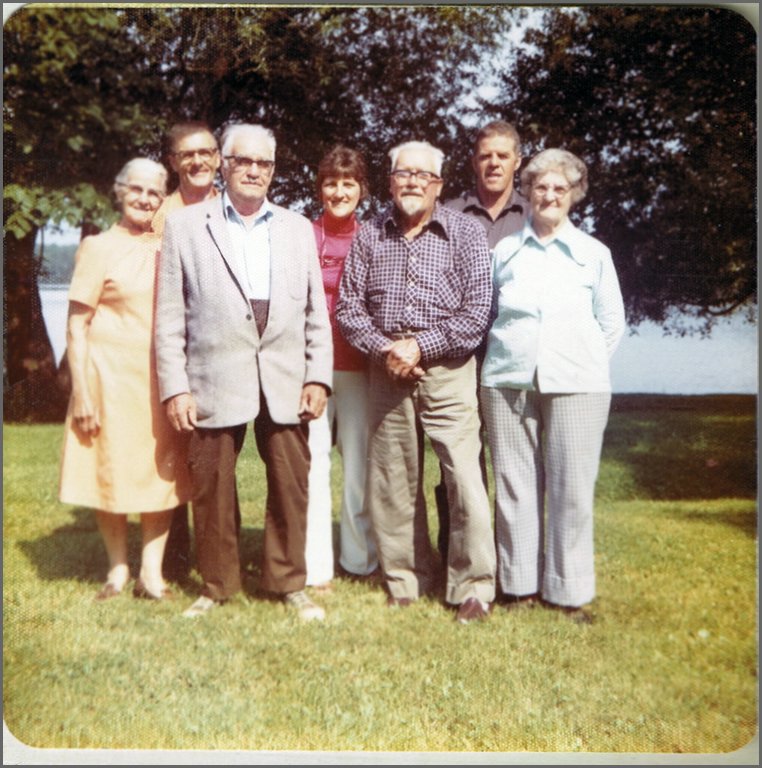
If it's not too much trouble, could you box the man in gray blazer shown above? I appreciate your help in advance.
[155,123,333,621]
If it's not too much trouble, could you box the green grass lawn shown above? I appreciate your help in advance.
[3,395,757,756]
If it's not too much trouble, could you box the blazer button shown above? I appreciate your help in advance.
[246,314,252,320]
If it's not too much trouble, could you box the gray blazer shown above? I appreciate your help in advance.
[154,196,333,428]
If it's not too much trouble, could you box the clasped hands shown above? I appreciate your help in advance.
[382,337,425,382]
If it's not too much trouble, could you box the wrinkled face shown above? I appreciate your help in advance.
[389,148,443,221]
[118,168,165,232]
[169,130,220,195]
[530,169,573,231]
[320,176,362,221]
[472,134,522,199]
[221,132,274,212]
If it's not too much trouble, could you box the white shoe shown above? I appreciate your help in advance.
[284,590,325,622]
[182,596,219,618]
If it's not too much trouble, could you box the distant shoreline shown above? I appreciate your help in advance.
[36,285,758,395]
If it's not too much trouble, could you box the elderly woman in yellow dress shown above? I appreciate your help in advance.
[59,157,190,601]
[480,148,625,623]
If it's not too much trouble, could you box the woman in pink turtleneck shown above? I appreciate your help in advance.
[305,146,378,589]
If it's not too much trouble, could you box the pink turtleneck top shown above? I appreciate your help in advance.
[312,213,366,371]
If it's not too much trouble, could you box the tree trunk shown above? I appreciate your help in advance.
[3,226,69,422]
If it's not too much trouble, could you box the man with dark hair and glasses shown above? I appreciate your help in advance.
[337,140,496,624]
[152,121,221,237]
[434,122,530,563]
[151,121,222,580]
[155,123,333,621]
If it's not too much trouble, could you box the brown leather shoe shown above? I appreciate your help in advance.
[542,600,595,625]
[133,578,174,601]
[94,582,124,601]
[562,607,594,625]
[456,597,491,624]
[386,595,414,608]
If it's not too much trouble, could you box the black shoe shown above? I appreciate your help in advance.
[501,592,539,611]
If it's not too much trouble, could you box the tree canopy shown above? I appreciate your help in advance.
[2,4,757,419]
[495,5,757,332]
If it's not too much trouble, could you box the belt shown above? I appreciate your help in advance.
[390,331,417,340]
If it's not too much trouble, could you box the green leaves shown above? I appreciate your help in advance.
[3,184,117,240]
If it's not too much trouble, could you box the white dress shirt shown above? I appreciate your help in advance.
[223,191,273,300]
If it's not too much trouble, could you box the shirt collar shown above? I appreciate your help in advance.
[462,188,529,217]
[513,218,587,266]
[381,202,449,240]
[222,190,272,225]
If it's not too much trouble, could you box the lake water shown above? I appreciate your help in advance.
[39,285,758,395]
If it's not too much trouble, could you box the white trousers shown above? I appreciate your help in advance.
[305,370,377,584]
[480,387,611,607]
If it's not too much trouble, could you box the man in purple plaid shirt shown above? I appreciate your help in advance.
[336,140,496,624]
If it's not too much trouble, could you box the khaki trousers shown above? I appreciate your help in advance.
[367,357,496,604]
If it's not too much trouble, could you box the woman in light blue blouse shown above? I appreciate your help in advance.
[480,148,625,623]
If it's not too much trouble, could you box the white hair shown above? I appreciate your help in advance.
[113,157,168,198]
[521,148,588,204]
[388,141,445,177]
[220,123,277,159]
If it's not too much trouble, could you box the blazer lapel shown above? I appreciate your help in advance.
[205,202,249,304]
[266,209,286,327]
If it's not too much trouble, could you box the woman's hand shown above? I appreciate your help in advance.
[72,394,100,435]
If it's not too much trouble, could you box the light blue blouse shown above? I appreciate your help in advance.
[481,219,626,393]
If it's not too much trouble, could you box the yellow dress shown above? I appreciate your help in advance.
[58,224,190,513]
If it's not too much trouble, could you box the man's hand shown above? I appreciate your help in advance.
[382,337,425,382]
[298,383,329,421]
[166,393,197,432]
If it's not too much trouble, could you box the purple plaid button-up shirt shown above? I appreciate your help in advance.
[337,203,491,367]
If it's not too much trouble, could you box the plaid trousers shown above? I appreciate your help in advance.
[480,387,611,607]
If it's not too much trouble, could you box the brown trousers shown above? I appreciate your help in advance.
[188,396,310,601]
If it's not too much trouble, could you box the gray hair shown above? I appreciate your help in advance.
[113,158,168,199]
[521,148,588,205]
[220,123,276,159]
[388,140,445,177]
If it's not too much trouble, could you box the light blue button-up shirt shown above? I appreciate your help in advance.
[222,191,273,300]
[481,219,626,393]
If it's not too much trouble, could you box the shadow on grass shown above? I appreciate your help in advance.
[604,394,757,502]
[660,506,758,539]
[17,511,358,601]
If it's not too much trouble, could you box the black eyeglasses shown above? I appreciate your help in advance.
[390,169,441,184]
[224,156,275,172]
[172,148,218,163]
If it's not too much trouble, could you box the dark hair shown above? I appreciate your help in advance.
[316,146,369,199]
[473,120,521,154]
[165,121,218,155]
